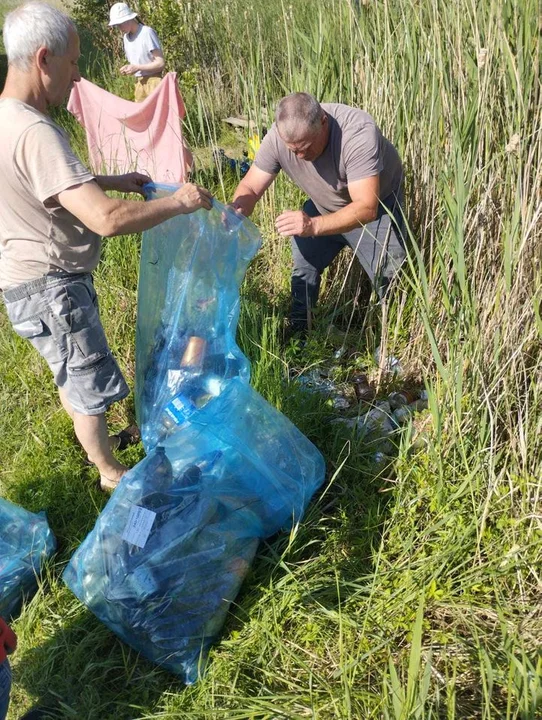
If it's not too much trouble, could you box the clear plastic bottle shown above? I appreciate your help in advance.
[160,337,225,436]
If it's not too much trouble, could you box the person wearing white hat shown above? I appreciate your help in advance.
[108,2,164,102]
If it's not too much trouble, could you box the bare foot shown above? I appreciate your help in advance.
[98,458,128,491]
[98,465,128,493]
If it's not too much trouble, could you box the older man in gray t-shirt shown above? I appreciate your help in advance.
[231,92,406,333]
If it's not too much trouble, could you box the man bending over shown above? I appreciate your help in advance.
[231,92,406,335]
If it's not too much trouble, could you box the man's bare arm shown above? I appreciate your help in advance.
[275,175,380,237]
[231,165,277,217]
[56,180,212,237]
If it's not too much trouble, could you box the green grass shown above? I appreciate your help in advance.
[1,0,541,717]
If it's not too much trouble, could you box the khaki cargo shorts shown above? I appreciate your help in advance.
[3,273,129,415]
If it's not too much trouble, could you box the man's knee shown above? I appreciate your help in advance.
[291,250,321,280]
[291,235,320,273]
[376,241,407,299]
[385,242,407,275]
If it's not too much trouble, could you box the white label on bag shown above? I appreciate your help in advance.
[122,505,156,548]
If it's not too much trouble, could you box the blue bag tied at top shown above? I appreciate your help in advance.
[0,497,56,618]
[63,186,326,683]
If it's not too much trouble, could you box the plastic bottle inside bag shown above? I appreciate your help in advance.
[160,336,225,435]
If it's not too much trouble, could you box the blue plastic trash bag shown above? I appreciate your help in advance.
[134,185,255,450]
[64,186,326,683]
[0,497,56,617]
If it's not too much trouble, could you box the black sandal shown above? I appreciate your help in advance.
[110,424,141,451]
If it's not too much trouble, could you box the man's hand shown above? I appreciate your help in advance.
[225,201,246,216]
[221,203,245,231]
[120,64,139,76]
[223,202,246,222]
[172,183,213,213]
[104,172,152,197]
[275,210,314,238]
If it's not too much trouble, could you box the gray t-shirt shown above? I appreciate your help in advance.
[124,25,162,77]
[254,103,403,215]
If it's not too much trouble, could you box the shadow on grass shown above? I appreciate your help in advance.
[13,610,175,720]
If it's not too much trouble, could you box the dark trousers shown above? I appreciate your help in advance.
[0,660,11,720]
[290,191,406,329]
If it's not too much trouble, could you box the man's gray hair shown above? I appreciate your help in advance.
[275,93,324,142]
[3,2,75,71]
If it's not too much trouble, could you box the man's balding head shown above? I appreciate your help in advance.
[275,92,325,143]
[275,93,329,162]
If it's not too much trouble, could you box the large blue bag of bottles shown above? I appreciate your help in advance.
[64,185,326,683]
[0,497,56,617]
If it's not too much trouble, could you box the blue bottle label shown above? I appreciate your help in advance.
[164,393,197,425]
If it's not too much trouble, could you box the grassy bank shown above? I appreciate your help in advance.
[1,0,541,718]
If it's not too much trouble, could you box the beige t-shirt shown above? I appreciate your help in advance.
[0,98,100,290]
[254,103,403,215]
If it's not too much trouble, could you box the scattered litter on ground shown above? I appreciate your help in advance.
[290,368,354,409]
[290,360,432,461]
[374,345,403,376]
[212,147,252,177]
[392,398,429,425]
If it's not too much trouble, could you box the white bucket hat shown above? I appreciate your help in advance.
[108,2,138,26]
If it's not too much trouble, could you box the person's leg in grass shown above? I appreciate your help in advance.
[4,275,131,491]
[289,199,346,334]
[58,387,127,485]
[58,387,137,459]
[343,190,406,368]
[73,411,128,488]
[0,659,11,720]
[45,275,131,489]
[343,189,406,300]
